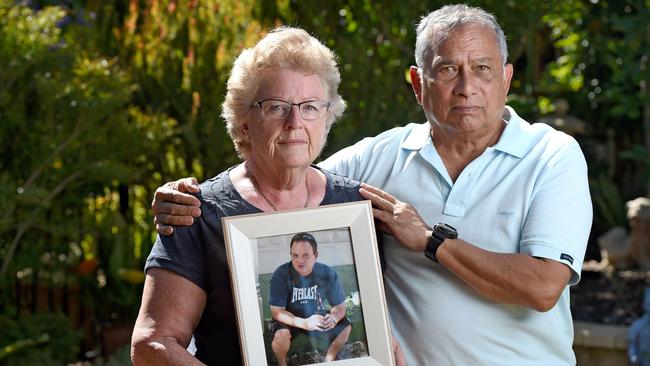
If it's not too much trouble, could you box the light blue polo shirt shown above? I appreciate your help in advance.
[319,106,592,366]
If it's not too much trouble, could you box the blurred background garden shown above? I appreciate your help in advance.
[1,0,649,365]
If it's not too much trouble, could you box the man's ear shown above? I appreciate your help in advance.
[503,63,514,96]
[410,66,423,105]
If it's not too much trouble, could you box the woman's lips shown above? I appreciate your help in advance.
[279,139,307,145]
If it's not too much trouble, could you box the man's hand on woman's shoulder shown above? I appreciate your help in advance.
[152,177,202,235]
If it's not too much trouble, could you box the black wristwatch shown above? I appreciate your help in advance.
[424,223,458,262]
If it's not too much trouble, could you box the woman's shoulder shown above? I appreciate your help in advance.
[198,169,233,198]
[271,262,293,280]
[314,262,337,279]
[196,167,257,216]
[318,167,363,204]
[319,167,361,190]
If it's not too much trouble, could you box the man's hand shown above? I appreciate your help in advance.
[302,314,327,331]
[359,183,430,251]
[321,313,338,331]
[152,177,202,236]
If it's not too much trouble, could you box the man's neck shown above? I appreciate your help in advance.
[431,118,506,182]
[292,265,314,278]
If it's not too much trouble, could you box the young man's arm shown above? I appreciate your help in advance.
[270,306,327,331]
[322,303,347,330]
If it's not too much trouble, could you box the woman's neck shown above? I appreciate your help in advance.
[245,159,309,191]
[230,159,327,212]
[226,160,313,212]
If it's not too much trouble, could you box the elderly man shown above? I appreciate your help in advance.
[151,4,592,365]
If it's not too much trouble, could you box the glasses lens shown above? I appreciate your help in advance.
[260,100,290,119]
[300,101,329,120]
[258,99,329,120]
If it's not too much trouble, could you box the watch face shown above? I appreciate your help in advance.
[435,223,458,239]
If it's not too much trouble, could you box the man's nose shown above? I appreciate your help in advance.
[453,68,478,96]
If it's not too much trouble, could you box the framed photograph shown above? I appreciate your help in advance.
[222,201,394,366]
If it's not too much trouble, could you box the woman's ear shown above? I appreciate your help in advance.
[242,122,250,136]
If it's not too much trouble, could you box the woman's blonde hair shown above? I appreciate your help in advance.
[221,27,346,159]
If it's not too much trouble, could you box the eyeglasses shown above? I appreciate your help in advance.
[252,98,330,121]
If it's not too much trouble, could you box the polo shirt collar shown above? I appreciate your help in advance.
[400,122,432,150]
[492,106,534,159]
[400,106,534,159]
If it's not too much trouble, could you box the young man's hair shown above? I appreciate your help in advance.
[290,232,318,253]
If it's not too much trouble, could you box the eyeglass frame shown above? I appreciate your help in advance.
[250,98,331,121]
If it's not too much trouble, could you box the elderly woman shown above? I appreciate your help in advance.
[131,27,365,365]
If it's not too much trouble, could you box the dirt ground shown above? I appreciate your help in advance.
[283,341,368,366]
[570,264,649,325]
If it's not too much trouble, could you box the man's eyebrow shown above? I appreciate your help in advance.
[473,57,497,63]
[431,56,498,67]
[431,56,455,68]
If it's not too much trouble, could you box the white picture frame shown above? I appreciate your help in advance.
[222,201,394,366]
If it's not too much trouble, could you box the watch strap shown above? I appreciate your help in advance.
[424,231,444,262]
[424,223,458,262]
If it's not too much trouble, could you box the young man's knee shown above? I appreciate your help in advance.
[272,328,292,344]
[341,324,352,339]
[333,324,352,344]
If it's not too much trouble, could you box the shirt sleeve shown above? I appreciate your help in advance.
[325,266,346,306]
[268,266,288,307]
[145,221,209,290]
[520,141,593,285]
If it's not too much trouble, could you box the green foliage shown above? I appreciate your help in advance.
[0,0,153,325]
[110,0,264,178]
[0,0,272,349]
[620,144,650,188]
[0,313,82,366]
[591,174,627,228]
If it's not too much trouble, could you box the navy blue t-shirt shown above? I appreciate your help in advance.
[269,262,346,319]
[145,166,362,365]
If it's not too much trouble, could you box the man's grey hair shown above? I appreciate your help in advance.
[415,4,508,73]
